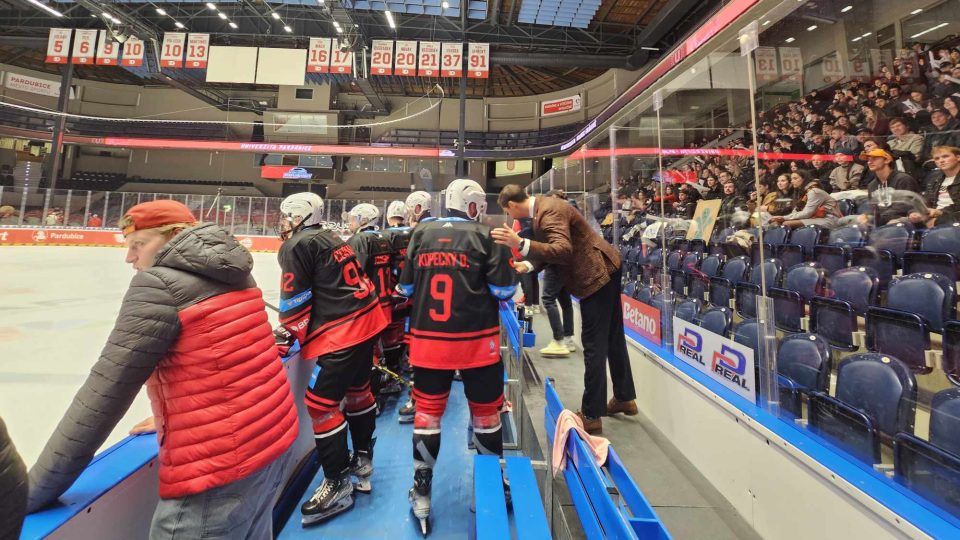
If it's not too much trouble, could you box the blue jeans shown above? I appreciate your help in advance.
[149,448,292,539]
[542,266,574,341]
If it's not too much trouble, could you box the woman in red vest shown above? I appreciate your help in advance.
[26,200,299,539]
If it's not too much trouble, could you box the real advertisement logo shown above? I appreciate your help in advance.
[676,328,704,365]
[712,344,750,391]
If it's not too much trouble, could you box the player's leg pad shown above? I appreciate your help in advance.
[469,397,504,457]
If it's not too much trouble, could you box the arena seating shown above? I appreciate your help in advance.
[776,333,832,417]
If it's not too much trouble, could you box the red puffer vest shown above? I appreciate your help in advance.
[147,287,298,499]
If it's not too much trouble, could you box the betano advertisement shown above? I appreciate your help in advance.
[621,294,661,345]
[0,228,281,252]
[672,316,756,402]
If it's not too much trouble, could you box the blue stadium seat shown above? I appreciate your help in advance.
[778,225,826,267]
[920,223,960,259]
[699,254,724,278]
[636,285,656,305]
[828,266,880,314]
[763,226,791,246]
[810,353,917,464]
[827,225,866,248]
[688,254,724,301]
[709,277,735,308]
[734,283,760,319]
[697,306,732,338]
[894,388,960,516]
[865,307,932,373]
[669,269,687,296]
[642,248,663,282]
[943,321,960,385]
[733,318,760,358]
[812,245,849,274]
[675,297,702,322]
[770,288,805,333]
[885,272,956,333]
[666,250,683,272]
[851,223,915,288]
[777,333,831,417]
[680,251,701,274]
[808,267,880,350]
[623,280,639,299]
[750,258,783,288]
[902,251,958,283]
[721,256,751,283]
[782,262,827,303]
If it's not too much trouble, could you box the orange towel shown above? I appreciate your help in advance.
[552,409,611,477]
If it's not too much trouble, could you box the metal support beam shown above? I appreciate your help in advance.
[47,62,73,191]
[457,0,467,177]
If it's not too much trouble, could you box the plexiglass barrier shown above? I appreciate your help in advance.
[524,0,960,523]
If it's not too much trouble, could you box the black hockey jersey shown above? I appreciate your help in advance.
[348,229,396,307]
[381,226,413,274]
[278,226,388,359]
[397,218,517,369]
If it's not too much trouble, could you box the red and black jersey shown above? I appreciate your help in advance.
[381,226,413,274]
[348,229,396,307]
[397,218,517,370]
[278,227,388,359]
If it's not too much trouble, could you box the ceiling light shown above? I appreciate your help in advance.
[317,0,325,4]
[229,22,238,29]
[852,36,862,42]
[155,7,167,15]
[283,25,292,32]
[218,12,227,19]
[861,32,871,37]
[333,20,341,29]
[910,9,923,15]
[334,25,342,33]
[174,21,185,29]
[841,5,852,13]
[442,1,449,8]
[207,3,217,9]
[26,0,63,17]
[761,20,771,26]
[911,22,948,38]
[385,10,396,29]
[807,25,817,31]
[271,12,280,19]
[785,37,795,43]
[640,46,659,51]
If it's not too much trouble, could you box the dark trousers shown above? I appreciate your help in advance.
[542,266,574,341]
[578,268,636,418]
[520,271,539,305]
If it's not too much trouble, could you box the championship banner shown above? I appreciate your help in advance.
[0,228,281,252]
[329,48,353,74]
[418,41,440,76]
[95,31,120,66]
[307,37,332,73]
[870,49,894,78]
[371,40,394,76]
[821,53,844,84]
[71,29,98,65]
[754,46,778,82]
[848,56,870,81]
[779,47,802,81]
[45,28,72,64]
[160,32,186,68]
[185,34,210,69]
[467,42,489,79]
[541,94,581,116]
[394,40,417,77]
[121,37,145,67]
[673,316,756,402]
[441,42,462,77]
[622,295,661,346]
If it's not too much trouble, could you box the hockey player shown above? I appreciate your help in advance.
[393,191,434,423]
[346,203,402,403]
[396,179,517,534]
[378,201,413,396]
[276,192,389,525]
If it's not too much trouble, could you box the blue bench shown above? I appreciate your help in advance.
[474,455,551,540]
[544,379,672,540]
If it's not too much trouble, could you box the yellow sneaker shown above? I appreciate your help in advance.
[539,340,571,357]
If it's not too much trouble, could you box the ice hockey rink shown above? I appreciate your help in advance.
[0,245,282,467]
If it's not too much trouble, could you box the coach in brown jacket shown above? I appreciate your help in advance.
[493,185,636,433]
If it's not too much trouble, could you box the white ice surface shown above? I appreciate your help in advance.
[0,246,281,467]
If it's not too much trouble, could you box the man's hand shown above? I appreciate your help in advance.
[768,216,785,224]
[129,416,157,435]
[491,225,522,249]
[512,260,534,274]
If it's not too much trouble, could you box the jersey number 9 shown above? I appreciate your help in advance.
[428,274,453,322]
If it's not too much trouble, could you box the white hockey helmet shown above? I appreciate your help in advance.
[278,192,324,239]
[347,202,381,231]
[386,200,406,222]
[445,178,487,221]
[404,191,432,222]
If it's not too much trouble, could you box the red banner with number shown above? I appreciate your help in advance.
[121,37,144,67]
[45,28,72,64]
[329,47,353,74]
[418,41,440,77]
[371,40,394,75]
[467,43,489,79]
[160,33,186,68]
[95,30,120,65]
[441,42,462,77]
[185,34,210,69]
[71,29,98,65]
[394,40,417,76]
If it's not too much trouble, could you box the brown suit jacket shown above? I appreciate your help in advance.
[526,195,621,299]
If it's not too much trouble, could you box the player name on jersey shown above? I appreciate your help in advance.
[417,252,470,268]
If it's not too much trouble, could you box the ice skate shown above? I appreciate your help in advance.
[350,451,374,494]
[301,473,354,525]
[409,468,432,536]
[381,380,403,395]
[398,398,415,424]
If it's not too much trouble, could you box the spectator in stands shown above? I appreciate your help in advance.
[25,200,298,538]
[747,180,777,226]
[768,170,840,229]
[888,117,924,159]
[918,146,960,226]
[830,125,860,154]
[702,176,722,200]
[809,155,835,185]
[717,181,747,229]
[862,105,890,135]
[495,185,636,434]
[767,175,795,216]
[944,96,959,121]
[921,108,960,162]
[44,211,58,226]
[672,187,699,220]
[86,214,102,228]
[862,148,922,224]
[901,88,928,120]
[829,151,864,192]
